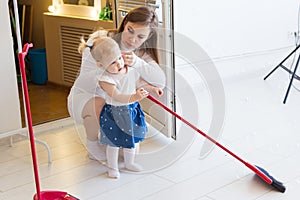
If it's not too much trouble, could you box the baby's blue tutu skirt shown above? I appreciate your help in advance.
[100,102,148,148]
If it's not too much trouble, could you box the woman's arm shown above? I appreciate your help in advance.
[123,52,166,89]
[100,81,148,103]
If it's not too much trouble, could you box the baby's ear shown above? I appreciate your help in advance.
[96,61,104,68]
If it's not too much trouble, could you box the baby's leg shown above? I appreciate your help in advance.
[106,146,120,178]
[135,143,140,154]
[123,147,142,172]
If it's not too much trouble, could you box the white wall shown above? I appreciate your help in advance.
[1,1,299,134]
[174,0,300,78]
[0,1,22,135]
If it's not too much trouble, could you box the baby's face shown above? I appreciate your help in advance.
[105,56,125,74]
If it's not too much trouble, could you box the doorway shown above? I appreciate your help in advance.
[8,0,69,127]
[13,0,176,135]
[8,0,70,126]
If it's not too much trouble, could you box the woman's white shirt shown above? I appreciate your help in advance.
[72,33,166,97]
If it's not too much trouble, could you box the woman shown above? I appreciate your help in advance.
[67,6,166,162]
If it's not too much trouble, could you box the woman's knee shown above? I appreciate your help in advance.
[82,97,105,119]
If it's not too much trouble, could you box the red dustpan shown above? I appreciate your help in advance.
[33,191,78,200]
[19,43,79,200]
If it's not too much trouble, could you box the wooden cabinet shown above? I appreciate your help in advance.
[43,13,116,86]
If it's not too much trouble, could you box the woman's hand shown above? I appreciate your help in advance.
[122,51,137,66]
[153,87,163,97]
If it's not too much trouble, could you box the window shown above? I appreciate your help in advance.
[50,0,101,18]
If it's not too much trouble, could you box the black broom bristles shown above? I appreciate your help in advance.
[255,165,286,193]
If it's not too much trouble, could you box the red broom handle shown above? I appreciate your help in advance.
[18,43,41,199]
[147,94,272,184]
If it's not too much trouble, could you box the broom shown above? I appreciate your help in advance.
[147,94,286,193]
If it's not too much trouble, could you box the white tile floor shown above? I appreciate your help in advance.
[1,65,300,200]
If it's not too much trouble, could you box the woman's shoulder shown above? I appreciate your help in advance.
[138,52,153,62]
[138,52,159,65]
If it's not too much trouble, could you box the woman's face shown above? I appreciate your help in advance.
[121,22,151,50]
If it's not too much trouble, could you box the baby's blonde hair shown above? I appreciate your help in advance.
[79,32,121,69]
[78,29,109,54]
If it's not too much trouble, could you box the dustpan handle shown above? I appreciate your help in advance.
[18,43,42,199]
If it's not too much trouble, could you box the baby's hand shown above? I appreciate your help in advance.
[135,88,149,101]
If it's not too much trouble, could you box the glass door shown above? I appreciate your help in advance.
[140,0,176,139]
[114,0,176,138]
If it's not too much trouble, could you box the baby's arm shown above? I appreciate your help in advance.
[100,81,148,103]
